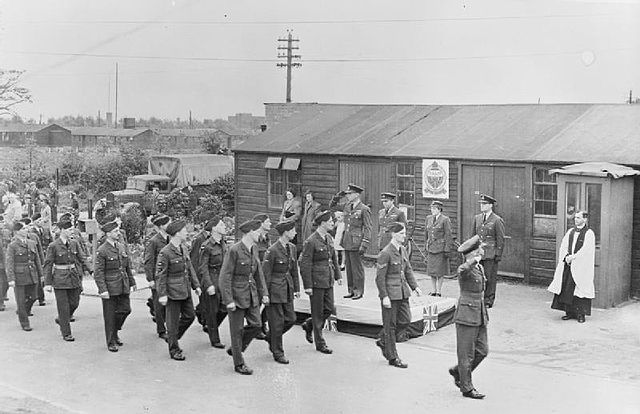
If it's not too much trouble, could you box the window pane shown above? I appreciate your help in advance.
[566,182,581,231]
[586,183,601,244]
[534,168,544,183]
[268,170,285,208]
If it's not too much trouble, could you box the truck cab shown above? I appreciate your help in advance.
[108,174,172,214]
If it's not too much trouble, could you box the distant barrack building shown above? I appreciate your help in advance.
[0,123,72,147]
[232,102,640,306]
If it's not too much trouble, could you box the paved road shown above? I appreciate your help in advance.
[0,273,639,413]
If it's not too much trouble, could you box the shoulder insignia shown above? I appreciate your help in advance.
[377,262,387,269]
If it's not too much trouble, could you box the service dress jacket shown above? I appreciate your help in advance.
[301,200,322,243]
[341,200,373,251]
[378,205,406,250]
[94,240,136,296]
[375,242,417,300]
[43,238,91,289]
[155,243,200,300]
[263,240,300,303]
[471,212,505,260]
[425,213,453,254]
[6,237,42,286]
[219,241,268,309]
[198,236,227,292]
[454,260,489,327]
[299,231,341,289]
[144,232,168,283]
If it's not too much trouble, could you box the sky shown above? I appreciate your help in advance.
[1,0,639,121]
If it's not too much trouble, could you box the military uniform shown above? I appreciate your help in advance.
[156,243,200,358]
[0,225,11,311]
[5,237,42,329]
[451,260,489,394]
[144,232,168,335]
[43,237,91,338]
[299,231,341,350]
[471,211,505,306]
[301,199,321,245]
[197,236,228,346]
[340,200,372,297]
[263,240,300,359]
[378,205,406,251]
[375,242,418,362]
[190,229,209,329]
[27,227,46,305]
[425,213,453,277]
[94,240,136,348]
[255,232,271,262]
[219,241,268,368]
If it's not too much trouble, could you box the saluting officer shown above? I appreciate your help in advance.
[94,221,137,352]
[219,219,269,375]
[156,220,202,361]
[144,214,171,340]
[43,219,92,342]
[5,222,42,331]
[375,222,422,368]
[471,194,505,308]
[448,235,489,400]
[330,183,372,300]
[299,210,342,354]
[263,220,300,364]
[197,215,228,348]
[377,192,406,251]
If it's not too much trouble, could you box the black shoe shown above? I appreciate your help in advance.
[485,303,493,309]
[234,364,253,375]
[448,368,461,388]
[63,335,75,342]
[0,306,5,312]
[115,337,123,346]
[317,346,333,354]
[108,344,119,352]
[302,323,313,344]
[429,292,437,297]
[202,325,209,333]
[351,295,363,300]
[462,389,485,399]
[22,325,33,332]
[561,314,575,320]
[255,332,267,341]
[226,348,233,356]
[70,316,76,322]
[343,293,354,299]
[436,293,442,297]
[171,351,185,361]
[375,339,385,357]
[577,315,586,323]
[274,355,290,364]
[389,358,408,368]
[211,342,225,349]
[158,332,168,340]
[38,301,46,306]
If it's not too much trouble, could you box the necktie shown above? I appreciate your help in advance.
[483,214,487,224]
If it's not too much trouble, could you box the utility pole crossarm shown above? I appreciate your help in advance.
[276,31,302,103]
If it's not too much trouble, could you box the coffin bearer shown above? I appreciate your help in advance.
[548,211,595,323]
[448,235,489,400]
[197,215,229,348]
[94,221,137,352]
[374,222,422,368]
[471,194,505,308]
[5,222,42,331]
[299,210,342,354]
[219,219,269,375]
[378,192,406,251]
[43,219,92,342]
[156,220,202,361]
[262,220,300,364]
[144,214,171,340]
[425,200,454,297]
[330,183,372,300]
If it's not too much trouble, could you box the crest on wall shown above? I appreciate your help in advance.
[422,159,449,199]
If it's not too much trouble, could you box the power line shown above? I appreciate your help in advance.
[7,13,626,25]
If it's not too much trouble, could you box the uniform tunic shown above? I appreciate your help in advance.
[375,242,417,361]
[299,231,341,349]
[198,236,228,345]
[425,213,453,277]
[144,232,168,334]
[6,237,42,327]
[95,240,136,347]
[263,240,300,357]
[339,199,372,296]
[377,205,406,251]
[471,211,505,306]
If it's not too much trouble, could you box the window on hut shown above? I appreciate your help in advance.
[533,167,557,216]
[396,162,415,221]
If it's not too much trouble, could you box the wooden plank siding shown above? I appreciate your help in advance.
[631,175,640,298]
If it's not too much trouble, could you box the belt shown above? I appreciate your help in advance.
[54,264,75,270]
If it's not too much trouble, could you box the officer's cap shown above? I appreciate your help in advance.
[345,183,364,194]
[274,220,296,235]
[151,214,170,227]
[252,213,269,223]
[380,192,396,201]
[20,218,32,225]
[13,222,24,232]
[387,222,405,234]
[101,221,118,234]
[166,220,186,236]
[457,235,481,255]
[478,194,497,205]
[31,213,41,221]
[204,215,221,231]
[57,220,73,230]
[238,219,262,233]
[313,210,333,226]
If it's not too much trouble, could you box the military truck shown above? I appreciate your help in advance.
[108,154,234,214]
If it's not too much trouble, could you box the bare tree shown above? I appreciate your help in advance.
[0,69,32,116]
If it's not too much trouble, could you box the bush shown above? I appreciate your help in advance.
[208,172,235,214]
[120,203,146,244]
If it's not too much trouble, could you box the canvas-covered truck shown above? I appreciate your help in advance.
[107,154,234,214]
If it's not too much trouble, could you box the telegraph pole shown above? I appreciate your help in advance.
[277,31,301,103]
[115,62,119,128]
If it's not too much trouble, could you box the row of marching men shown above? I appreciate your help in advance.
[142,210,342,375]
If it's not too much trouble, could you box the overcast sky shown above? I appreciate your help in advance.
[1,0,639,121]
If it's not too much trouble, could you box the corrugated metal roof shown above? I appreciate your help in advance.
[69,127,151,137]
[235,103,640,164]
[0,123,68,132]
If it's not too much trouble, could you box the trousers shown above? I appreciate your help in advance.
[344,251,365,296]
[101,294,131,346]
[266,302,296,357]
[452,323,489,393]
[165,296,195,356]
[227,305,261,367]
[378,299,411,361]
[54,288,81,337]
[200,292,227,345]
[14,283,37,328]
